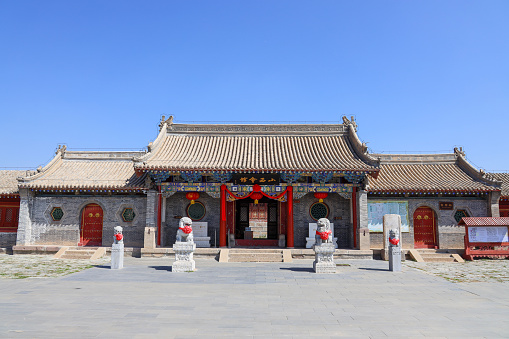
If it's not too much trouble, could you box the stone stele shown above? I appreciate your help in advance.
[313,243,336,274]
[172,242,196,272]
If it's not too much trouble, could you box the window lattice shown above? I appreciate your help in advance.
[5,208,13,222]
[50,207,64,221]
[121,208,136,222]
[269,206,277,222]
[454,210,469,223]
[310,202,329,221]
[240,206,248,222]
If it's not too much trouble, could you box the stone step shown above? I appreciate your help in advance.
[229,254,283,262]
[60,254,95,260]
[64,250,96,256]
[229,249,283,254]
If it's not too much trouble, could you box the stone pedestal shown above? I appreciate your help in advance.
[389,245,402,272]
[313,243,336,274]
[111,243,124,269]
[172,242,196,272]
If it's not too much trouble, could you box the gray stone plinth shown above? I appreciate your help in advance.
[313,243,336,274]
[172,242,196,272]
[111,243,124,269]
[389,245,402,272]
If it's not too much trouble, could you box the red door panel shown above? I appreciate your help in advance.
[80,204,103,246]
[414,207,437,248]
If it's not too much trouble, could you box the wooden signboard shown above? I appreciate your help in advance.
[439,202,453,210]
[460,217,509,260]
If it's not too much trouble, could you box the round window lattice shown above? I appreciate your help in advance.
[187,202,206,221]
[309,202,329,221]
[50,207,64,221]
[454,210,469,223]
[122,208,136,222]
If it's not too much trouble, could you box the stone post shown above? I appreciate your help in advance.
[384,214,402,271]
[357,190,370,250]
[111,226,124,269]
[144,227,156,249]
[145,189,157,239]
[489,191,501,217]
[16,188,33,246]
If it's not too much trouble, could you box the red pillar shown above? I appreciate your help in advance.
[157,185,162,246]
[352,187,358,249]
[287,185,294,248]
[220,184,227,247]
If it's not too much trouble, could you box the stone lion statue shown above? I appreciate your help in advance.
[315,218,332,245]
[113,226,124,244]
[388,228,400,246]
[176,217,194,243]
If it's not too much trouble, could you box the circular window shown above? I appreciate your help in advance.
[309,202,329,221]
[187,202,206,221]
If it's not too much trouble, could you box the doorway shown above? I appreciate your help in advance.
[235,197,278,244]
[80,203,103,246]
[413,206,437,248]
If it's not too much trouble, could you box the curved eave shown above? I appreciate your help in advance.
[0,193,20,198]
[23,186,146,192]
[135,166,379,175]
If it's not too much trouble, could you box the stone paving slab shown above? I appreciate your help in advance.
[1,256,509,338]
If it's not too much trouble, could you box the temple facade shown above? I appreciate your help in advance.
[1,116,506,253]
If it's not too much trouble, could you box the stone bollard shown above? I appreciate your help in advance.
[383,214,402,272]
[111,226,124,269]
[172,217,196,272]
[313,218,336,273]
[388,229,402,272]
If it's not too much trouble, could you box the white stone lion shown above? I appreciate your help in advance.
[176,217,194,243]
[315,218,332,245]
[113,226,124,244]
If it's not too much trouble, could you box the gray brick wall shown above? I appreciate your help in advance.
[368,197,488,249]
[293,193,351,248]
[0,232,17,247]
[26,194,147,247]
[163,192,220,247]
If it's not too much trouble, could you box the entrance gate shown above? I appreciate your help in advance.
[235,197,279,246]
[413,206,437,248]
[80,203,103,246]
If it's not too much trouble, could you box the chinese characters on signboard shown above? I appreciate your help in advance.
[232,174,280,185]
[439,202,454,210]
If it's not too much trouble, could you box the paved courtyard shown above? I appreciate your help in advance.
[1,256,509,338]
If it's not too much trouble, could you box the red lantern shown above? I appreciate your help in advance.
[251,192,263,204]
[186,192,200,204]
[314,192,328,203]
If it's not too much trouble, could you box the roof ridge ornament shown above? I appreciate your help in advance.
[342,116,358,132]
[159,115,174,129]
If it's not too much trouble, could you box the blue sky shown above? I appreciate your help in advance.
[1,1,508,171]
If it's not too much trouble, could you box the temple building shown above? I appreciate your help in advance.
[0,116,507,255]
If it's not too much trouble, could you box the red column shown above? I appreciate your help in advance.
[287,185,294,248]
[352,187,358,249]
[157,185,162,246]
[220,184,227,247]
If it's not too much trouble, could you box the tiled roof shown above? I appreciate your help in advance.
[0,170,26,195]
[459,217,509,226]
[19,151,146,190]
[367,153,500,193]
[489,173,509,197]
[135,121,379,173]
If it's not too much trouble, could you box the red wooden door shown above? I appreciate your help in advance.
[413,207,437,248]
[500,202,509,217]
[0,202,20,232]
[80,204,103,246]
